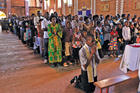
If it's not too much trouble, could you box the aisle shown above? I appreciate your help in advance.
[0,32,138,93]
[0,32,82,93]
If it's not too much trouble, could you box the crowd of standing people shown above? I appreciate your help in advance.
[7,11,140,67]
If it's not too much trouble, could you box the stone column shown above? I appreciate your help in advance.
[62,0,65,15]
[25,0,29,16]
[74,0,78,15]
[116,0,119,15]
[54,0,56,12]
[120,0,124,16]
[91,0,93,14]
[6,0,11,17]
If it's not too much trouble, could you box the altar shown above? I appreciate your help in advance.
[120,44,140,73]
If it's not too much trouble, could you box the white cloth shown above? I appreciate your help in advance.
[34,16,39,28]
[38,37,43,55]
[138,62,140,93]
[34,16,43,28]
[72,20,79,29]
[122,26,131,41]
[120,44,140,73]
[41,18,50,38]
[33,36,40,50]
[61,19,66,27]
[0,25,2,33]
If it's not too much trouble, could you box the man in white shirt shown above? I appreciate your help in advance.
[41,13,50,63]
[34,11,42,28]
[72,15,79,29]
[79,16,84,31]
[122,21,131,50]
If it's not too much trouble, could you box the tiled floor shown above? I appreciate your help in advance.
[0,32,139,93]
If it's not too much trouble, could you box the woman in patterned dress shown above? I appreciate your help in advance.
[109,26,118,57]
[48,15,62,67]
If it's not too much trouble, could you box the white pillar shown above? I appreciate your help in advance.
[120,0,124,16]
[63,1,65,15]
[7,0,11,17]
[54,0,56,11]
[74,0,78,15]
[91,0,93,14]
[116,0,119,15]
[25,0,29,16]
[77,0,78,15]
[93,0,96,15]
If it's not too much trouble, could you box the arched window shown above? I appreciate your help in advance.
[68,0,72,7]
[58,0,61,8]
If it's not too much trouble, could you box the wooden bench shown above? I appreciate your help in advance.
[94,70,138,93]
[126,70,138,78]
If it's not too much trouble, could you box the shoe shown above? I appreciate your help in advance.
[118,54,122,58]
[68,61,73,65]
[110,55,113,57]
[50,64,55,68]
[44,59,47,64]
[57,63,62,67]
[70,76,77,84]
[63,63,68,67]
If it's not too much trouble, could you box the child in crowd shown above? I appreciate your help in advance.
[96,21,104,46]
[33,35,40,54]
[136,32,140,43]
[37,19,44,56]
[91,27,102,59]
[83,16,92,33]
[25,22,31,47]
[63,21,73,67]
[109,26,118,57]
[130,23,136,44]
[116,23,123,56]
[72,26,82,64]
[81,31,87,46]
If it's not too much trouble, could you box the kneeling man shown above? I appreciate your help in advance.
[79,34,99,93]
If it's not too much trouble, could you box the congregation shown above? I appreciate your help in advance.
[5,11,140,93]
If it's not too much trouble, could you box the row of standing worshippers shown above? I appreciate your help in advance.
[8,12,140,68]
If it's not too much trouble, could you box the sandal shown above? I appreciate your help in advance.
[63,63,68,67]
[68,61,73,65]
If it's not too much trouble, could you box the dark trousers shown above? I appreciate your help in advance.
[9,26,13,33]
[81,70,97,93]
[44,38,48,60]
[117,42,121,55]
[102,40,109,52]
[98,49,104,58]
[123,40,130,52]
[73,48,81,59]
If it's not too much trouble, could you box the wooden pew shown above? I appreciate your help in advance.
[126,70,138,78]
[94,70,138,93]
